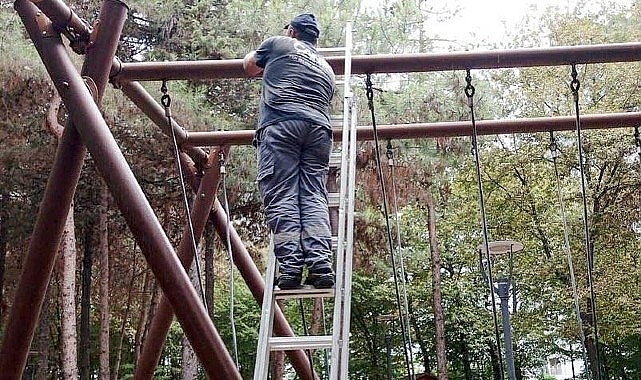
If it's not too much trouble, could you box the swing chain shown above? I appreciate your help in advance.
[549,131,558,152]
[158,80,209,313]
[465,69,477,153]
[386,140,394,166]
[464,68,475,104]
[365,73,374,111]
[570,64,580,100]
[634,126,640,148]
[160,80,172,118]
[219,150,226,175]
[548,131,561,161]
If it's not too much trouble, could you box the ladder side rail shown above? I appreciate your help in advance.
[330,102,358,379]
[330,21,354,380]
[253,248,277,380]
[337,98,359,379]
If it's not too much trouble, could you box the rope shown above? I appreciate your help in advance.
[386,140,415,366]
[464,69,505,380]
[160,81,208,312]
[635,126,641,162]
[219,151,240,367]
[570,64,602,380]
[548,132,592,380]
[366,74,415,380]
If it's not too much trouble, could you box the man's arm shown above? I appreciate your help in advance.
[243,51,264,77]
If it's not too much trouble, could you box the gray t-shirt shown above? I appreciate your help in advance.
[254,36,335,130]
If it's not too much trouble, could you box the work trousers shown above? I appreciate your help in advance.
[256,120,333,277]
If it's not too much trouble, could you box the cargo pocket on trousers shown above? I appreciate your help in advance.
[256,143,275,204]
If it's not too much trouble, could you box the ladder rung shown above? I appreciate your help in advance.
[269,335,333,351]
[318,47,346,52]
[275,286,335,299]
[328,192,339,208]
[329,152,342,168]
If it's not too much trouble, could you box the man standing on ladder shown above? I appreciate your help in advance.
[243,13,336,289]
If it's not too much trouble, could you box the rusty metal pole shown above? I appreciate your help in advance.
[134,147,226,379]
[0,0,126,378]
[181,111,641,146]
[111,42,641,81]
[208,200,320,380]
[28,0,91,45]
[11,1,242,379]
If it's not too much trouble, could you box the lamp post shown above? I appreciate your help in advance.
[478,240,523,380]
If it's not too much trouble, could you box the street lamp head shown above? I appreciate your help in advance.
[477,240,524,255]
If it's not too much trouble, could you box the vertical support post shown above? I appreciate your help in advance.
[0,1,126,377]
[497,279,516,380]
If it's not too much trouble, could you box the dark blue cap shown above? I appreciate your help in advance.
[285,13,320,38]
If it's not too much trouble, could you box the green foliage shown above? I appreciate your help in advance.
[2,0,641,378]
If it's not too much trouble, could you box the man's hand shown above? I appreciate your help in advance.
[243,51,264,77]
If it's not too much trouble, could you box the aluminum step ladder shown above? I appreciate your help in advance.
[253,22,357,380]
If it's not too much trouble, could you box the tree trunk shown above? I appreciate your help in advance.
[272,351,285,380]
[113,252,137,380]
[488,340,502,380]
[0,194,6,326]
[135,270,159,361]
[98,186,111,380]
[80,224,94,380]
[408,298,431,374]
[59,206,79,379]
[514,349,523,380]
[181,332,198,379]
[426,187,448,380]
[582,298,599,380]
[460,333,472,380]
[33,287,52,380]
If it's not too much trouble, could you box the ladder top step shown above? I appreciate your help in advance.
[328,192,339,208]
[275,286,335,299]
[318,46,346,52]
[329,151,342,168]
[269,335,333,351]
[318,47,347,57]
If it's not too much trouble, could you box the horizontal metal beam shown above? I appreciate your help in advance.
[183,112,641,147]
[111,42,641,82]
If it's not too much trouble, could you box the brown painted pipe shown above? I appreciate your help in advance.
[29,0,92,50]
[0,0,126,378]
[112,42,641,81]
[12,1,241,378]
[135,148,232,379]
[209,200,320,380]
[183,112,641,146]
